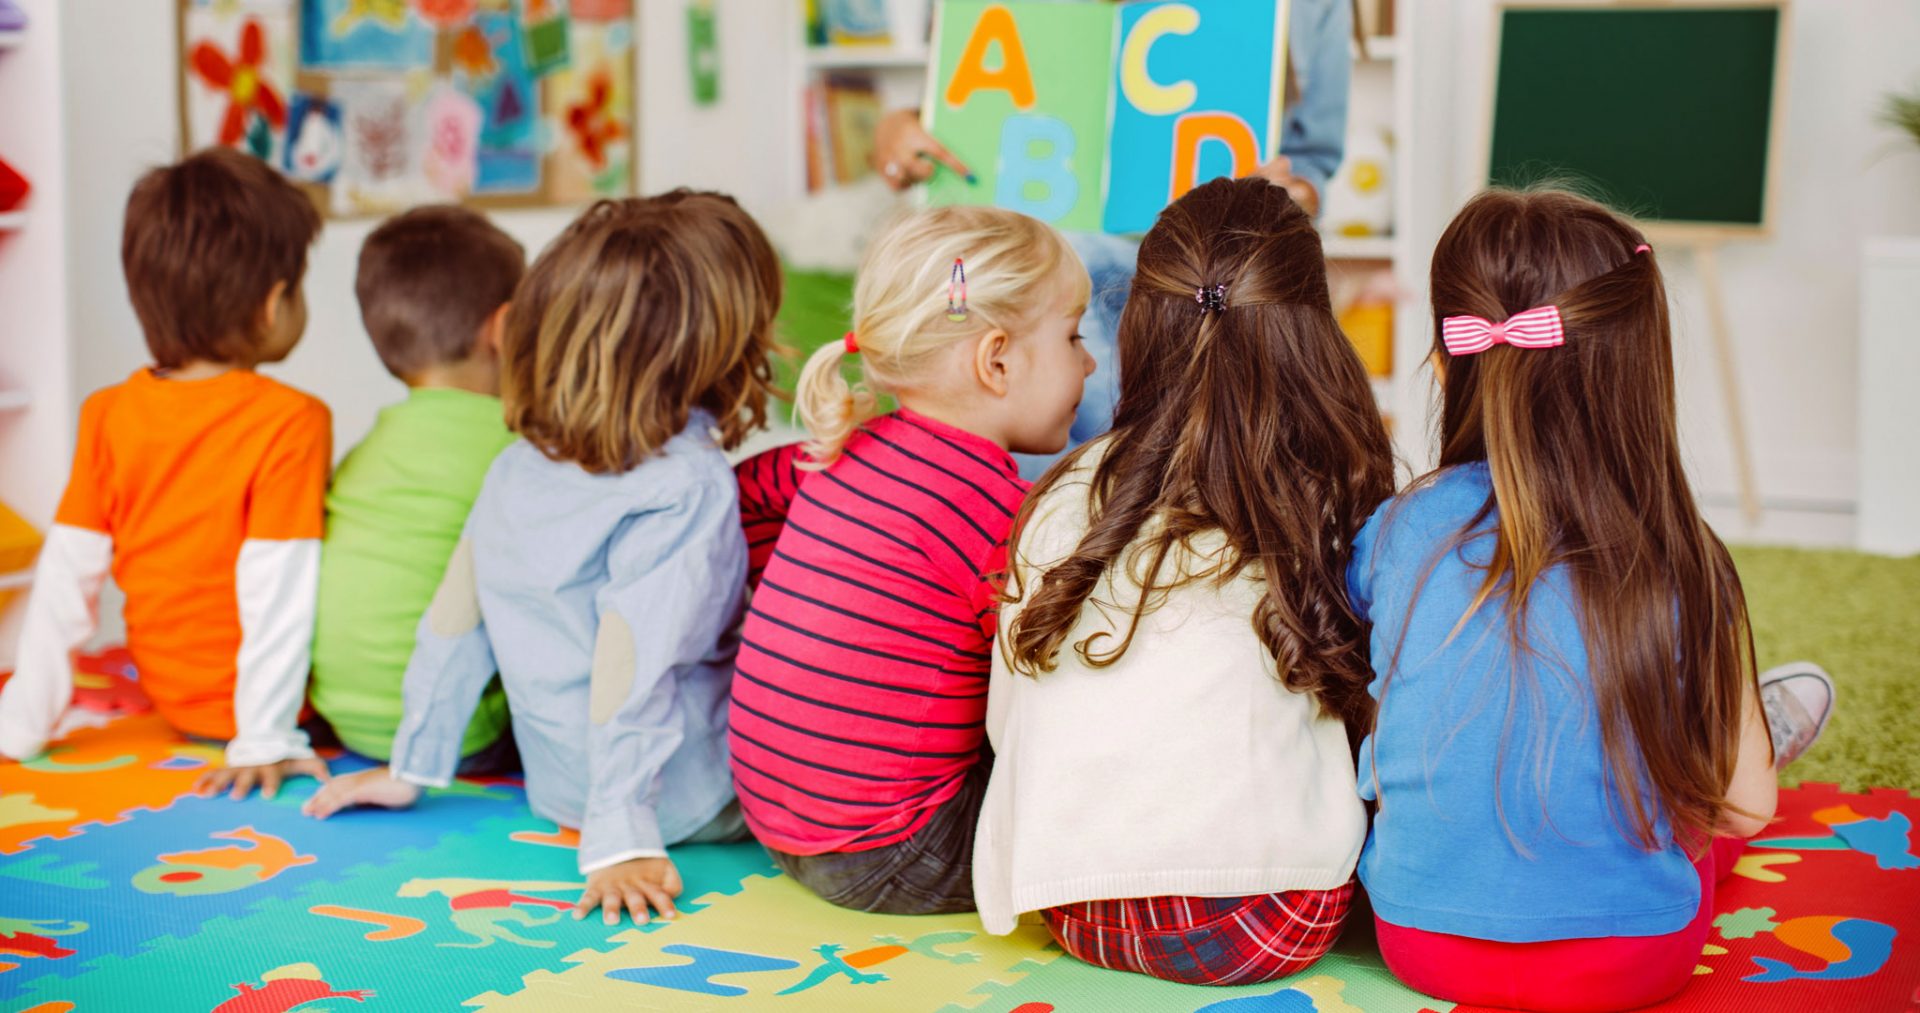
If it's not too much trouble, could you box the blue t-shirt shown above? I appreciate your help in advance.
[1348,463,1698,942]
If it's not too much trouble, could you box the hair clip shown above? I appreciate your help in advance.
[843,330,860,355]
[1196,284,1228,314]
[946,257,970,322]
[1634,244,1651,254]
[1441,304,1565,356]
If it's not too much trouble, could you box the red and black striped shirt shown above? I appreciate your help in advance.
[729,410,1025,854]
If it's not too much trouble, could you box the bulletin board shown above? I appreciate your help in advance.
[177,0,636,218]
[1486,2,1787,237]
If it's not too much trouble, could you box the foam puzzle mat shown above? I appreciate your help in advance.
[1,654,1916,1012]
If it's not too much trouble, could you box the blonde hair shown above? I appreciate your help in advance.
[794,205,1088,465]
[501,192,781,474]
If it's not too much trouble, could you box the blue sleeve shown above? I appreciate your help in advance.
[579,473,747,873]
[1280,0,1353,193]
[1347,501,1387,623]
[389,538,497,787]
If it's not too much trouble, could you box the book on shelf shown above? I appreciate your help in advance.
[824,74,882,185]
[822,0,893,46]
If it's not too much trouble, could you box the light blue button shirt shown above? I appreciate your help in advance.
[389,412,745,874]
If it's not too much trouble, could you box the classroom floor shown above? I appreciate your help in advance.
[0,546,1914,1012]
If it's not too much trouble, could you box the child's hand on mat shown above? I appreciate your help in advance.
[194,756,331,801]
[574,857,684,926]
[300,766,422,818]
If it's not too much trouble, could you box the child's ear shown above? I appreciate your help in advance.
[255,279,290,335]
[478,302,511,358]
[970,327,1013,398]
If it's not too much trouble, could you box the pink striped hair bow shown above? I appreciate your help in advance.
[1441,304,1566,356]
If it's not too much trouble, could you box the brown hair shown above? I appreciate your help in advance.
[1003,177,1394,732]
[500,191,780,474]
[355,205,526,379]
[122,147,322,368]
[1417,187,1758,849]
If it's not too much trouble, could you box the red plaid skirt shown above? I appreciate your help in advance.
[1042,882,1355,986]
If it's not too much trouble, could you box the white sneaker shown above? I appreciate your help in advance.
[1758,662,1835,769]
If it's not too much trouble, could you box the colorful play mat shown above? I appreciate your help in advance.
[2,651,1916,1012]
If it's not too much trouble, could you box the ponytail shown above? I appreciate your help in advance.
[790,204,1086,468]
[793,340,877,468]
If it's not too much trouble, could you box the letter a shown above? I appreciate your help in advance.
[944,5,1037,110]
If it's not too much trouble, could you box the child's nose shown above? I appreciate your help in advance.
[1081,346,1097,376]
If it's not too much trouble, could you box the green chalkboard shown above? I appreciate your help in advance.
[1489,5,1782,228]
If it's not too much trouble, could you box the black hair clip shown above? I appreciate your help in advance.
[1196,284,1228,314]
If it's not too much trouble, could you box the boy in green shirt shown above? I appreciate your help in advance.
[311,206,524,768]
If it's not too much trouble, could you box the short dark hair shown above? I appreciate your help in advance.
[122,147,322,368]
[355,206,526,379]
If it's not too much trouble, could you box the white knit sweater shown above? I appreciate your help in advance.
[973,450,1366,934]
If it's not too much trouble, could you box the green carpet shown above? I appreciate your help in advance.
[1733,544,1919,792]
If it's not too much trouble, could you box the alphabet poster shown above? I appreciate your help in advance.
[178,0,635,217]
[924,0,1289,234]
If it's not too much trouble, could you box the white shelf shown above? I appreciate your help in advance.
[805,45,928,70]
[0,210,26,232]
[0,389,29,412]
[0,570,32,592]
[1324,234,1395,260]
[1354,36,1397,62]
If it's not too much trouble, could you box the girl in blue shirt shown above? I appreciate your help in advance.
[1350,189,1835,1012]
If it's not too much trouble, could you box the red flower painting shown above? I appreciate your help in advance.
[190,20,287,148]
[566,70,626,170]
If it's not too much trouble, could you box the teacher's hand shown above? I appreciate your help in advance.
[1252,155,1321,218]
[871,109,975,191]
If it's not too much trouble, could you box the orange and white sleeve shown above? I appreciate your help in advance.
[226,401,331,767]
[0,396,115,761]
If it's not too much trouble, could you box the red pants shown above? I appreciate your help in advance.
[1044,883,1354,987]
[1375,837,1744,1013]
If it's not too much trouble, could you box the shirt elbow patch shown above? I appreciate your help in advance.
[589,612,638,726]
[426,538,482,637]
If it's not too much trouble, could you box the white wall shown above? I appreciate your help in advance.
[52,0,794,644]
[61,0,793,460]
[1410,0,1920,545]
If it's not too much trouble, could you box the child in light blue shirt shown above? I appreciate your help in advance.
[305,192,784,927]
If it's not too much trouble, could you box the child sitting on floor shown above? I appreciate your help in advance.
[730,205,1094,914]
[308,206,524,773]
[980,177,1388,985]
[1352,188,1837,1013]
[0,148,330,800]
[305,192,781,928]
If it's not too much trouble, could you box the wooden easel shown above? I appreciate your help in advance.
[1692,241,1762,525]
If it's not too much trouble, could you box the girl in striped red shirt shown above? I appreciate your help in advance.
[730,206,1094,914]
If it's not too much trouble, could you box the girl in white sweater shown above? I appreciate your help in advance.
[977,177,1392,986]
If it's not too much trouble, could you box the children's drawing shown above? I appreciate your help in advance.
[284,93,344,183]
[179,0,636,216]
[181,1,298,163]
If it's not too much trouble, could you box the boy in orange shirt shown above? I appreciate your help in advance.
[0,147,331,800]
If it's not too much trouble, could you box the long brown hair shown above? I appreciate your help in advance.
[1422,188,1758,849]
[501,191,780,474]
[1002,177,1393,730]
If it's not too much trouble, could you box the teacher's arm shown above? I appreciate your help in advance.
[1253,0,1354,216]
[871,108,975,191]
